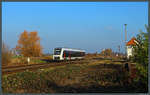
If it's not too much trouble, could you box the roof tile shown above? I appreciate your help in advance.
[126,37,137,46]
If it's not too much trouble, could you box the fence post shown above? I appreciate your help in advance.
[27,57,30,64]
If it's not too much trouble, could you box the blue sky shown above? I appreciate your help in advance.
[2,2,148,54]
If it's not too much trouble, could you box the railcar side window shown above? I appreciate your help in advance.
[63,50,85,57]
[63,51,69,57]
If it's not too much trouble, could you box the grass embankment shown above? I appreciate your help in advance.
[4,55,53,66]
[2,60,145,93]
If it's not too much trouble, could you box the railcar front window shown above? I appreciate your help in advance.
[54,51,61,55]
[54,49,61,55]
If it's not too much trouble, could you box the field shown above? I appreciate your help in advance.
[2,55,146,93]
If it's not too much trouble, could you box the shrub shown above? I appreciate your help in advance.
[132,25,148,92]
[2,43,12,66]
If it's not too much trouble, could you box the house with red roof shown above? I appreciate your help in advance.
[126,37,138,58]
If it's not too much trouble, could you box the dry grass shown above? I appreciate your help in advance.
[2,43,13,66]
[5,55,52,66]
[41,55,53,60]
[2,59,146,93]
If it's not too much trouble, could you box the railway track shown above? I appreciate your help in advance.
[2,58,127,75]
[2,59,90,75]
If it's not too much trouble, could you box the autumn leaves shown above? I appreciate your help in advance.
[16,30,42,57]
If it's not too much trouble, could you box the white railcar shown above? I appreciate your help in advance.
[53,47,85,60]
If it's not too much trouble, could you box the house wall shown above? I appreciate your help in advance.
[126,46,133,58]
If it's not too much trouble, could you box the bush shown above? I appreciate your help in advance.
[132,25,148,92]
[2,43,12,66]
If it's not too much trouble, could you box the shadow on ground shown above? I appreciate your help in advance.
[46,80,140,93]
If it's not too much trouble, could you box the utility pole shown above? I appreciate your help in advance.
[124,24,127,58]
[118,45,120,58]
[118,45,120,55]
[118,45,120,53]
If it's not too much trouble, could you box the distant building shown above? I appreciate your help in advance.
[11,48,20,56]
[126,37,138,58]
[11,48,16,55]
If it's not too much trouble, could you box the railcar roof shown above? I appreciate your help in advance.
[55,47,85,52]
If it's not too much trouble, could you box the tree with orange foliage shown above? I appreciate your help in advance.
[16,30,42,57]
